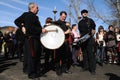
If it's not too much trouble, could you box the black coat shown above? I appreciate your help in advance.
[14,12,29,29]
[78,17,96,37]
[24,12,42,38]
[55,20,69,39]
[15,28,25,42]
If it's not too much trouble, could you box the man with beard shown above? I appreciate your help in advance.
[78,9,96,75]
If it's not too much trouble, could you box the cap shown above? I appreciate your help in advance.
[81,9,88,14]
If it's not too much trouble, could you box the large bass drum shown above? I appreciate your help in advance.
[40,25,65,49]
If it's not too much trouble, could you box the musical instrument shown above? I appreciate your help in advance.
[75,33,90,45]
[40,25,65,49]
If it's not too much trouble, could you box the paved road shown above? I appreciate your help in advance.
[0,57,120,80]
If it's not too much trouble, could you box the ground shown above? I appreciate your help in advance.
[0,56,120,80]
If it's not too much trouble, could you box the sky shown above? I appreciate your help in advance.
[0,0,68,27]
[0,0,109,31]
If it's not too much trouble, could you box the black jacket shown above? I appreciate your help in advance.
[78,17,96,37]
[55,20,69,39]
[15,28,25,42]
[25,12,42,38]
[106,30,116,42]
[14,12,29,29]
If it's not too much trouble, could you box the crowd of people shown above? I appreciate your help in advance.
[0,2,120,79]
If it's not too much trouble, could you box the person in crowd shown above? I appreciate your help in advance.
[103,30,107,63]
[96,25,106,66]
[65,22,73,71]
[14,7,30,75]
[106,25,117,64]
[66,22,73,51]
[15,2,47,79]
[71,24,81,66]
[9,31,16,58]
[55,11,72,76]
[78,9,96,75]
[0,31,3,54]
[43,17,54,72]
[15,28,25,61]
[114,27,120,64]
[4,31,14,59]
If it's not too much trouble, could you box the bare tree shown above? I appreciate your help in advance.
[65,0,111,24]
[86,0,120,27]
[65,0,81,23]
[116,0,120,27]
[65,0,120,27]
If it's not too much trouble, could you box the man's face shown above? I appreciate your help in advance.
[82,13,88,18]
[60,13,67,21]
[32,5,39,14]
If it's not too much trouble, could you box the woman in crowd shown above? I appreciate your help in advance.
[72,24,80,66]
[114,27,120,64]
[96,26,106,66]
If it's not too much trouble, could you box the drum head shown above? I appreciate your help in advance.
[40,25,65,49]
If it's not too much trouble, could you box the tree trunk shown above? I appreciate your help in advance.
[116,0,120,27]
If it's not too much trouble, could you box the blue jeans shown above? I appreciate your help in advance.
[72,45,79,64]
[96,46,105,63]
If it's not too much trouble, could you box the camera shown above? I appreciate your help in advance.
[99,41,103,47]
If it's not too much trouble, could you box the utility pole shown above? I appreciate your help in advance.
[69,4,72,25]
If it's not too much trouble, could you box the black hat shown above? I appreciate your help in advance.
[81,9,88,14]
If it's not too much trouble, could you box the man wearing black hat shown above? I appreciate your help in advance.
[78,9,96,75]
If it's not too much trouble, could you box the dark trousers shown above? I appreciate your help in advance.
[4,41,15,58]
[56,42,67,64]
[0,42,2,53]
[23,37,41,76]
[118,52,120,63]
[81,37,96,72]
[23,38,29,73]
[44,48,54,69]
[55,41,71,74]
[66,44,72,70]
[16,41,23,61]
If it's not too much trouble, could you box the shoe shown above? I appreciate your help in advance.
[72,63,79,67]
[19,58,23,62]
[23,70,28,74]
[113,61,117,64]
[104,61,107,64]
[109,61,112,64]
[56,69,62,76]
[99,62,103,66]
[91,71,96,75]
[64,70,72,74]
[28,73,38,79]
[80,68,88,72]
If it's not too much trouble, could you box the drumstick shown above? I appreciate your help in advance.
[47,28,58,32]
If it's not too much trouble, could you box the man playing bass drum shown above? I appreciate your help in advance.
[54,11,72,76]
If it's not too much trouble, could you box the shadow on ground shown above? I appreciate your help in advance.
[0,56,17,73]
[105,73,120,80]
